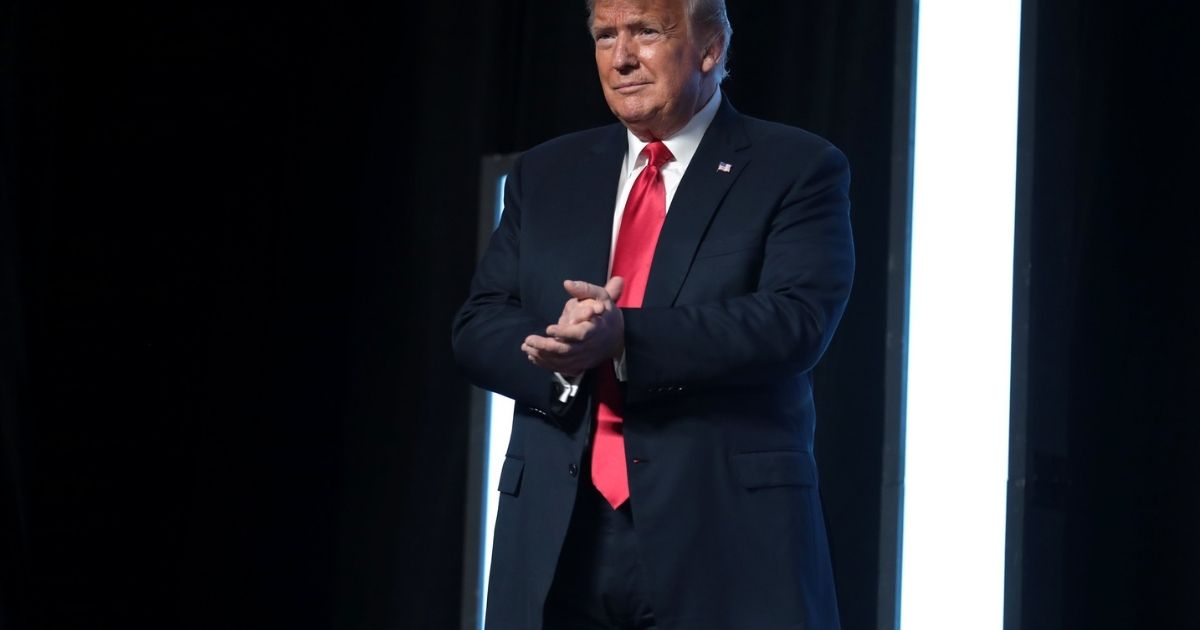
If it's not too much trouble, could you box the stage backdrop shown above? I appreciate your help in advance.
[2,1,1195,630]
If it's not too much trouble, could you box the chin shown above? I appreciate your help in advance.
[605,93,648,115]
[614,109,649,123]
[610,103,657,126]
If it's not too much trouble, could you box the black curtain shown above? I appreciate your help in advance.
[4,2,902,628]
[1009,1,1199,628]
[5,2,489,628]
[6,1,1194,629]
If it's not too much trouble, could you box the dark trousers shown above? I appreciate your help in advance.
[543,464,658,630]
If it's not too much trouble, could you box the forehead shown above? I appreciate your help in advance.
[592,0,686,26]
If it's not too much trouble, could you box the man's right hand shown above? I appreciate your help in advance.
[556,288,607,329]
[522,277,625,376]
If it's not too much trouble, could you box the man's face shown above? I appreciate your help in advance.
[591,0,719,140]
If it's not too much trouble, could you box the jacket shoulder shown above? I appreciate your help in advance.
[736,113,847,164]
[514,123,623,172]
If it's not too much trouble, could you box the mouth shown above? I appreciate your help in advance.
[613,81,650,94]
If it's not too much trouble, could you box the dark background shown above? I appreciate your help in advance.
[1,1,1196,629]
[1007,1,1199,628]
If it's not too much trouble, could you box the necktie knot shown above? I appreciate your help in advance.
[641,141,674,169]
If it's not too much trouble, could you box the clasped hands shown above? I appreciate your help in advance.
[522,277,625,377]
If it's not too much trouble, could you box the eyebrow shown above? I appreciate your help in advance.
[592,18,661,35]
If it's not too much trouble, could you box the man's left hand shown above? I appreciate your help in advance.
[522,278,625,375]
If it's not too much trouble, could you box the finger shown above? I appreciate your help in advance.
[531,354,581,374]
[527,350,563,372]
[523,334,574,355]
[546,320,595,342]
[562,279,612,304]
[562,298,586,322]
[558,298,579,326]
[605,276,624,304]
[524,338,581,372]
[565,299,604,325]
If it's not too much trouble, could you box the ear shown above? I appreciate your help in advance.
[700,36,723,73]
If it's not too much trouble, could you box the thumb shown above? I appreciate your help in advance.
[605,276,624,304]
[563,279,600,301]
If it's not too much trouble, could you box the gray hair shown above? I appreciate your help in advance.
[586,0,733,83]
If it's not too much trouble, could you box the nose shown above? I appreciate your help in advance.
[611,33,638,72]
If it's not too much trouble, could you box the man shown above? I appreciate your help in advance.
[453,0,854,627]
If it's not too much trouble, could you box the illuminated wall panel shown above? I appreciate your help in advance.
[901,1,1022,628]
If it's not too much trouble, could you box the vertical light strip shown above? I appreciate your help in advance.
[479,391,513,628]
[479,174,514,629]
[901,1,1021,628]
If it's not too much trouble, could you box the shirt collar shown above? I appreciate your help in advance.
[623,89,723,176]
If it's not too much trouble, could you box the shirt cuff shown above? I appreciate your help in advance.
[553,372,583,403]
[613,350,628,382]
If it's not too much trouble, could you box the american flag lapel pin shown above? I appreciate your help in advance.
[717,161,732,173]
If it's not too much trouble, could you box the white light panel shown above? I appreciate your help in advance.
[479,391,513,628]
[901,1,1021,628]
[478,174,513,629]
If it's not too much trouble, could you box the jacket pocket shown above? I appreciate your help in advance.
[497,456,525,496]
[732,451,818,489]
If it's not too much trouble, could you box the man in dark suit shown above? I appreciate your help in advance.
[453,0,853,627]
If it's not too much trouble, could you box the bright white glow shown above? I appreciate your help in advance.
[479,391,514,628]
[478,173,513,629]
[901,1,1021,628]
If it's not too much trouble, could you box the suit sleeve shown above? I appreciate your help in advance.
[621,145,854,403]
[451,156,577,417]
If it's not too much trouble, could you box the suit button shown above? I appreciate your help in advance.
[568,463,578,478]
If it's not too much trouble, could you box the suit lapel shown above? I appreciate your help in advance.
[643,98,752,308]
[565,125,626,287]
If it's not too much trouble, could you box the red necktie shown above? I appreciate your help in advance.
[592,141,674,509]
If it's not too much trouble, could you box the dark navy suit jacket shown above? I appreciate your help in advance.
[453,98,854,630]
